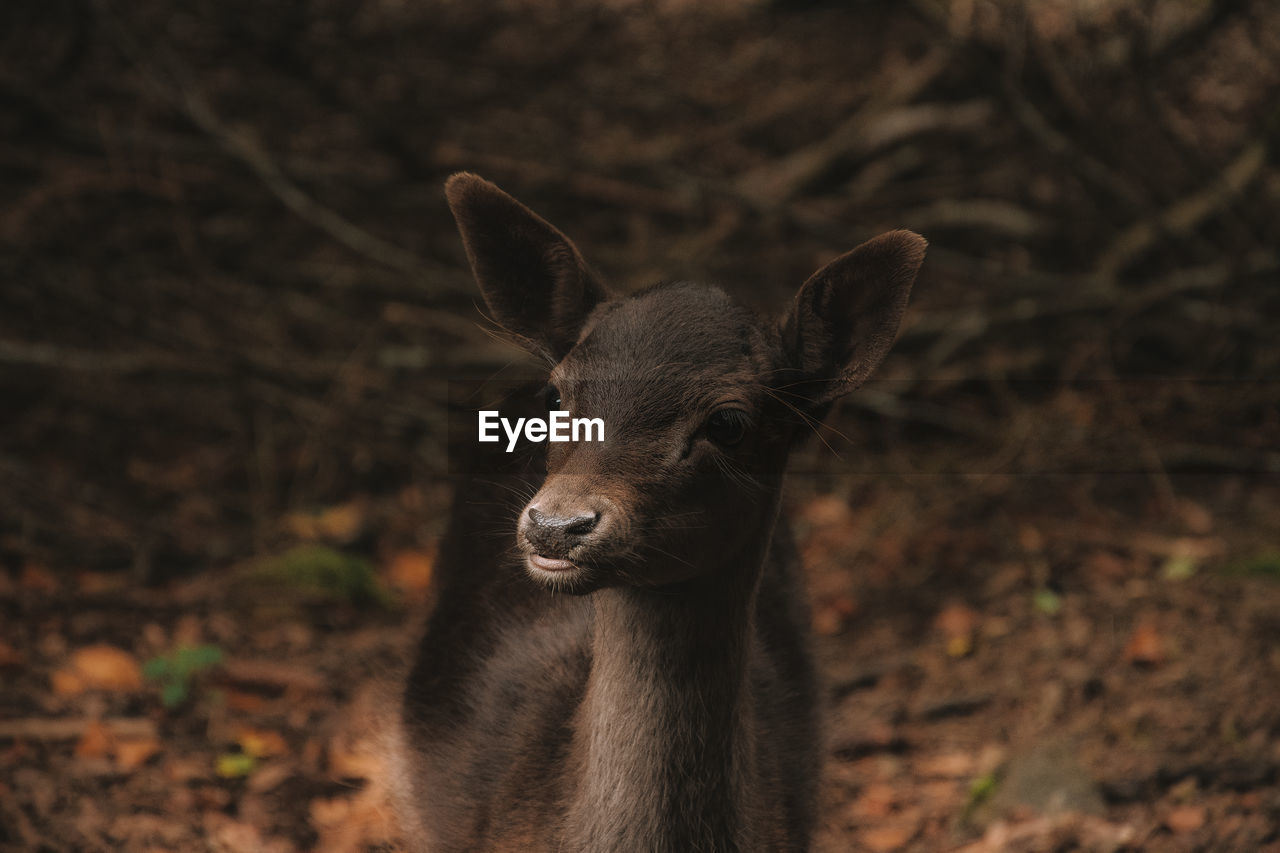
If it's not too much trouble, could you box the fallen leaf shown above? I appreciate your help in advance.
[75,720,113,760]
[918,752,976,778]
[861,824,916,851]
[225,690,268,713]
[1086,550,1131,580]
[1165,804,1206,833]
[1178,500,1214,534]
[20,563,59,593]
[76,572,127,595]
[812,594,858,636]
[216,753,258,778]
[798,495,853,527]
[936,603,979,657]
[850,783,897,820]
[237,728,288,759]
[0,640,24,670]
[203,813,295,853]
[114,738,161,772]
[1123,623,1165,665]
[54,645,143,694]
[247,762,295,794]
[286,501,366,543]
[1033,588,1062,616]
[386,549,435,598]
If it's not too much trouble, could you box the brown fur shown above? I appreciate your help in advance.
[392,173,925,851]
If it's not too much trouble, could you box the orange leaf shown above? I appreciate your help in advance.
[1165,804,1206,833]
[75,719,114,759]
[237,728,288,759]
[917,752,975,779]
[1123,623,1165,665]
[798,495,852,528]
[849,783,897,820]
[287,501,367,543]
[20,564,59,594]
[67,645,143,691]
[386,549,435,597]
[50,668,84,696]
[115,738,161,772]
[0,640,25,671]
[935,603,979,658]
[861,825,915,851]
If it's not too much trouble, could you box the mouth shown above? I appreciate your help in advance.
[527,553,577,573]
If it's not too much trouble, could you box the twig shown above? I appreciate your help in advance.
[0,717,157,740]
[92,1,462,294]
[1094,140,1269,276]
[219,658,327,692]
[733,49,954,206]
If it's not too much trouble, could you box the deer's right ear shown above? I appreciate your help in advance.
[445,173,607,360]
[779,230,925,409]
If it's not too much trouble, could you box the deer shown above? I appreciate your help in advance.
[389,172,925,852]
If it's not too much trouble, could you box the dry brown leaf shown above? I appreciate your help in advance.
[74,719,113,759]
[247,762,295,794]
[917,751,975,779]
[0,640,25,670]
[1177,500,1214,534]
[75,571,127,595]
[115,738,162,772]
[50,669,84,696]
[1165,804,1206,833]
[204,812,295,853]
[386,549,435,598]
[286,501,366,543]
[849,783,897,820]
[20,563,59,593]
[798,495,853,528]
[812,594,858,636]
[237,728,289,759]
[1086,550,1131,580]
[1123,623,1165,666]
[225,690,269,713]
[935,602,979,658]
[76,645,143,689]
[1018,525,1045,553]
[860,824,916,851]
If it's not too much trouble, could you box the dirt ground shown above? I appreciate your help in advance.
[3,0,1279,850]
[5,473,1280,851]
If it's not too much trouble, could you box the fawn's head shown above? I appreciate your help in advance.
[446,173,924,593]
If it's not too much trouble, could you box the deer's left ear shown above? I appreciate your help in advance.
[445,172,608,360]
[779,230,925,408]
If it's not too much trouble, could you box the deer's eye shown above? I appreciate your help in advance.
[705,409,748,447]
[542,384,562,411]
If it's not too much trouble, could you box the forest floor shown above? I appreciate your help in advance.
[4,468,1280,852]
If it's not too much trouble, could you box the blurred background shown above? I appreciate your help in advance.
[2,0,1278,850]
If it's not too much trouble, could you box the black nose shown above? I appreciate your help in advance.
[525,507,600,555]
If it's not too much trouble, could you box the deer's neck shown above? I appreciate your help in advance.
[564,538,772,852]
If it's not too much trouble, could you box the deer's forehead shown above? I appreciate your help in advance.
[572,285,767,369]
